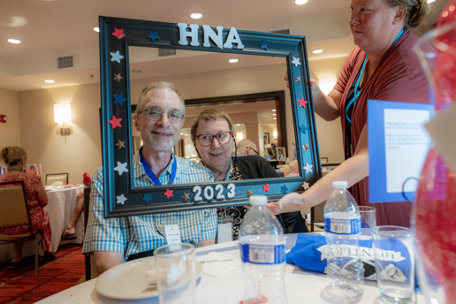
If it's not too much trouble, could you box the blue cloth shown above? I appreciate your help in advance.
[82,154,217,260]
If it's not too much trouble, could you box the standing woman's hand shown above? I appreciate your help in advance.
[267,192,305,215]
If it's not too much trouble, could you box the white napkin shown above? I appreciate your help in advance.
[198,251,241,278]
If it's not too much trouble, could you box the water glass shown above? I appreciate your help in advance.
[217,215,233,243]
[373,226,414,303]
[154,243,196,304]
[359,206,376,238]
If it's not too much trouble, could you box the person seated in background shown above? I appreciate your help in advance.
[190,108,308,240]
[62,172,91,237]
[237,139,259,156]
[83,82,217,275]
[0,146,54,266]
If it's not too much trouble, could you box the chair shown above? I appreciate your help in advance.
[45,173,69,186]
[83,186,97,280]
[0,181,40,275]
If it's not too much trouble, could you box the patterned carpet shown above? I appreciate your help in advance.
[0,244,85,304]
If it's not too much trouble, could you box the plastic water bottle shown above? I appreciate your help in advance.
[321,181,363,303]
[239,195,287,304]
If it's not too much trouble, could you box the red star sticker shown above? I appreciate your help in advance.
[112,27,125,40]
[108,116,122,129]
[164,189,174,199]
[262,184,270,192]
[298,98,308,108]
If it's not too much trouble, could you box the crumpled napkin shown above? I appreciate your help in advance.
[198,251,241,278]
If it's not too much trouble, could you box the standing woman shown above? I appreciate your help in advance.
[0,146,53,265]
[269,0,429,227]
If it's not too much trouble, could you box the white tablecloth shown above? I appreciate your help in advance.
[36,235,425,304]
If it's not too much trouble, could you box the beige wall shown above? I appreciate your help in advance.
[0,88,21,148]
[8,57,346,183]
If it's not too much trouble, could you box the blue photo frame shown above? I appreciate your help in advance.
[99,16,321,217]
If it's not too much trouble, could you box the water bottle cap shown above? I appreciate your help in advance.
[249,195,268,206]
[332,181,348,189]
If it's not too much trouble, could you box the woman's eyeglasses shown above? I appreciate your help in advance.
[139,106,184,123]
[195,131,232,147]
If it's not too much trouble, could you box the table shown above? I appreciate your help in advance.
[36,235,425,304]
[45,185,85,252]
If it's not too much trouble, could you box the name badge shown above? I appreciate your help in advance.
[164,224,181,244]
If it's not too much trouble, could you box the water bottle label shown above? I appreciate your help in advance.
[239,243,286,265]
[325,217,361,235]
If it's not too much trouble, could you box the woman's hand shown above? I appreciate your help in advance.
[267,192,304,215]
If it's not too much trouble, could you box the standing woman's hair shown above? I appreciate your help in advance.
[1,146,27,166]
[386,0,429,28]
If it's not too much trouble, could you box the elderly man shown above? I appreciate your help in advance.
[83,82,217,275]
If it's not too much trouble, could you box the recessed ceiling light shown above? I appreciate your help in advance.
[190,13,203,19]
[272,109,276,112]
[93,27,100,32]
[44,79,55,84]
[7,38,21,44]
[312,49,323,54]
[295,0,308,5]
[228,58,239,63]
[427,0,435,3]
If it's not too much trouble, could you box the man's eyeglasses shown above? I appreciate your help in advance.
[139,106,184,123]
[195,131,232,147]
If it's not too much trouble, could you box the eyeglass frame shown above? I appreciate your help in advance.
[138,106,185,123]
[195,131,234,147]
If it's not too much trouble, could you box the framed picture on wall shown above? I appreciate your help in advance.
[276,147,286,161]
[263,132,270,145]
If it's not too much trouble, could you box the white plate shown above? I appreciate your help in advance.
[95,256,202,300]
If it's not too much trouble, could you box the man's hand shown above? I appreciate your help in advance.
[267,192,304,215]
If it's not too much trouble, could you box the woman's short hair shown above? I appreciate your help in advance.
[1,146,27,166]
[190,108,234,140]
[135,81,185,115]
[386,0,429,28]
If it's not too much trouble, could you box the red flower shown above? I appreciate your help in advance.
[82,172,92,186]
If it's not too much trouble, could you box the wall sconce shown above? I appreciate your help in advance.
[54,104,72,136]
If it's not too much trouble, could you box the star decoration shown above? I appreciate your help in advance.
[112,27,125,40]
[108,115,122,129]
[303,182,310,190]
[182,192,190,201]
[147,31,160,42]
[299,124,308,134]
[143,193,152,203]
[280,185,288,194]
[110,50,124,63]
[113,73,123,82]
[262,184,270,192]
[303,162,313,174]
[115,140,125,149]
[298,97,308,108]
[296,76,301,83]
[247,190,253,196]
[259,40,268,50]
[116,194,127,205]
[113,93,127,106]
[302,144,310,151]
[164,189,173,199]
[114,161,128,176]
[292,56,301,67]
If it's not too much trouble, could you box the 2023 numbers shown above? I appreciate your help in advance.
[192,183,235,202]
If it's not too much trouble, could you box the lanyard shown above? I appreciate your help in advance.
[139,147,177,185]
[345,29,404,123]
[224,160,232,181]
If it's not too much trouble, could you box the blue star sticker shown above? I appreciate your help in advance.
[143,193,152,203]
[260,40,268,50]
[147,31,160,42]
[299,124,308,134]
[113,93,126,106]
[110,50,124,63]
[280,185,288,194]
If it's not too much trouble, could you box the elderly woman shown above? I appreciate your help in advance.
[191,108,307,239]
[0,146,53,266]
[270,0,429,227]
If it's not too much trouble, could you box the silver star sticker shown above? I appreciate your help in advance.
[292,57,301,67]
[116,194,127,205]
[302,182,310,190]
[114,161,128,176]
[303,162,313,174]
[110,50,124,63]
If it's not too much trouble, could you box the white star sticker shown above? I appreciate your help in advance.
[303,182,310,190]
[292,57,301,67]
[116,194,127,205]
[303,162,313,174]
[110,50,124,63]
[114,161,128,176]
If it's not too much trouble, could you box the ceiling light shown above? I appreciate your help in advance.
[190,13,203,19]
[93,27,100,32]
[295,0,308,5]
[228,58,239,63]
[7,38,21,44]
[427,0,435,3]
[44,79,55,84]
[312,49,323,54]
[272,109,276,112]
